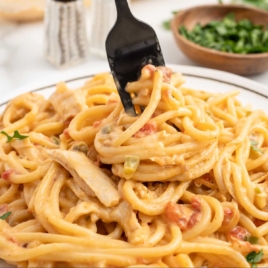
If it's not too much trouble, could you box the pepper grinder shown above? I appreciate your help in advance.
[44,0,88,68]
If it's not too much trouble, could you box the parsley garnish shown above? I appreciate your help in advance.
[0,211,11,220]
[179,13,268,54]
[1,130,28,143]
[246,249,264,268]
[250,140,264,154]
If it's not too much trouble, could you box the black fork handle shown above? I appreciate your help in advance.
[114,0,133,19]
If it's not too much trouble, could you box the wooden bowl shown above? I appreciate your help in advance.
[171,4,268,75]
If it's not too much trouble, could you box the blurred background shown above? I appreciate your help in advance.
[0,0,267,94]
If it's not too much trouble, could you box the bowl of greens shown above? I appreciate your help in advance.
[171,4,268,75]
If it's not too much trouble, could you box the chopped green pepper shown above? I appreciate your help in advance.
[72,142,88,155]
[124,155,140,175]
[245,234,259,244]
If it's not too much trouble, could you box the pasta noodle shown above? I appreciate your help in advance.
[0,64,268,267]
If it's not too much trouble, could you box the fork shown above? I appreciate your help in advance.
[106,0,165,116]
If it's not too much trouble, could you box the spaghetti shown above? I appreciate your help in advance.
[0,65,268,267]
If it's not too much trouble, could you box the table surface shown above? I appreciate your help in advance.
[0,0,267,96]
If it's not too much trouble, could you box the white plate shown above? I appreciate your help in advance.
[1,64,268,113]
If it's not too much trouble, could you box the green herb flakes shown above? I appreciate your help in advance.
[250,140,264,154]
[1,130,28,143]
[0,211,11,220]
[246,249,264,268]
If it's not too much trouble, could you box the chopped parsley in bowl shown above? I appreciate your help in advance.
[170,4,268,75]
[179,13,268,54]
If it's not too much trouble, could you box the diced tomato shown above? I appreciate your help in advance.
[191,196,202,211]
[93,121,102,128]
[142,65,172,83]
[254,218,265,227]
[63,129,71,138]
[223,208,233,225]
[165,202,188,230]
[188,211,201,228]
[33,142,40,146]
[1,169,17,182]
[228,226,248,241]
[157,66,172,83]
[134,122,157,138]
[143,65,156,79]
[227,226,257,254]
[165,201,201,231]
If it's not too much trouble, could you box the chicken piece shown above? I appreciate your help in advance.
[49,150,120,207]
[65,200,145,244]
[12,138,49,163]
[49,82,87,123]
[110,201,143,244]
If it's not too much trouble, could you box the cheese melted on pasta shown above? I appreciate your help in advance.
[0,65,268,268]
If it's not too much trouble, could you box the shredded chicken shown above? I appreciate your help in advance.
[12,139,49,163]
[66,200,145,245]
[49,82,87,123]
[49,150,120,207]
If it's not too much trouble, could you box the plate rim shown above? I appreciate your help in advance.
[1,64,268,107]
